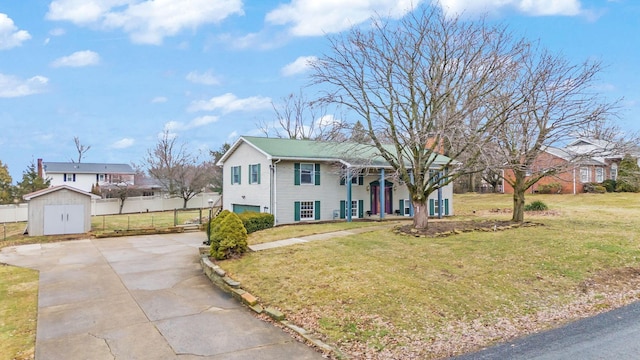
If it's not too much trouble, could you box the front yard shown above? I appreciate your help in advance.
[221,193,640,359]
[3,193,640,359]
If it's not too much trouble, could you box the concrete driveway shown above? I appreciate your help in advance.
[0,232,323,360]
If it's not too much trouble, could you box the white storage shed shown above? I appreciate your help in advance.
[23,185,100,236]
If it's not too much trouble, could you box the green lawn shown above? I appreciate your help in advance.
[3,194,640,359]
[222,193,640,359]
[0,265,37,360]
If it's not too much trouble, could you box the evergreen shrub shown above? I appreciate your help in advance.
[238,212,274,233]
[211,212,248,260]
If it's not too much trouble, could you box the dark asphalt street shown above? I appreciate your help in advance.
[452,301,640,359]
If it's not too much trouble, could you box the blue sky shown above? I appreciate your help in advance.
[0,0,638,181]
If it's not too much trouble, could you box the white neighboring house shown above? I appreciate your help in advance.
[40,159,135,193]
[216,136,454,226]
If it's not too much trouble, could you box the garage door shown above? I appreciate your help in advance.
[43,204,85,235]
[232,204,261,214]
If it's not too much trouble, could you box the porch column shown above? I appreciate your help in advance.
[379,168,385,220]
[347,167,352,222]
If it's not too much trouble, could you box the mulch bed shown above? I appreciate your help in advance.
[394,220,540,237]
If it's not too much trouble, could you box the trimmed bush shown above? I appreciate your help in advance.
[209,210,231,254]
[525,200,548,211]
[601,179,617,193]
[583,183,606,194]
[211,212,248,260]
[537,182,562,194]
[238,211,274,234]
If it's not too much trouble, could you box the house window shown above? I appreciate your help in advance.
[611,163,618,181]
[99,174,105,182]
[344,200,358,218]
[63,173,76,182]
[300,201,315,220]
[249,164,260,184]
[580,167,590,183]
[340,174,364,186]
[142,191,154,197]
[595,167,604,183]
[231,166,241,184]
[300,163,314,184]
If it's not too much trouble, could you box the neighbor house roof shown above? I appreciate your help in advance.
[43,162,135,174]
[544,146,605,166]
[218,136,454,168]
[23,185,101,201]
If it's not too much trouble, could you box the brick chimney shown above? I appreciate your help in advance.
[37,158,43,178]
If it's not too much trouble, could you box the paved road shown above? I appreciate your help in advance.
[452,300,640,360]
[0,232,323,360]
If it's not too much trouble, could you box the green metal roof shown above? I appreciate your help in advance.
[223,136,452,168]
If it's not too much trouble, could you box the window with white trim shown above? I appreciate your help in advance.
[249,164,260,184]
[611,163,618,181]
[580,167,590,183]
[595,167,604,183]
[300,163,314,184]
[344,200,358,218]
[231,166,241,184]
[300,201,315,220]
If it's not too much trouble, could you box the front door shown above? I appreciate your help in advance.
[369,181,393,215]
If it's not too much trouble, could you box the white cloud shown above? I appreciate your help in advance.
[151,96,168,103]
[281,56,317,76]
[266,0,421,36]
[0,13,31,50]
[111,138,135,149]
[188,93,272,113]
[190,115,219,127]
[439,0,582,17]
[186,70,220,85]
[47,0,244,45]
[161,116,219,133]
[227,131,239,141]
[0,73,48,98]
[51,50,101,68]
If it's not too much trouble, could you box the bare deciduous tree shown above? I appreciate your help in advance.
[144,130,214,208]
[72,136,91,163]
[258,91,347,141]
[311,5,526,229]
[490,44,618,221]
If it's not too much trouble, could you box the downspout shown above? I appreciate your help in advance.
[573,167,576,195]
[272,159,281,225]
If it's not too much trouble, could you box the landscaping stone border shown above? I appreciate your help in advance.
[198,247,340,357]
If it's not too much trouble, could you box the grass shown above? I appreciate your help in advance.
[0,265,38,360]
[222,193,640,358]
[248,219,407,245]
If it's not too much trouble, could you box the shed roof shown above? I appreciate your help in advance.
[23,185,101,201]
[43,162,135,174]
[219,136,453,168]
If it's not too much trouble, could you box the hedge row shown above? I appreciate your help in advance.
[237,212,275,234]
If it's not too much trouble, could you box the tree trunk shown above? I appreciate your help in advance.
[183,198,188,209]
[512,189,525,222]
[412,201,429,229]
[119,199,125,215]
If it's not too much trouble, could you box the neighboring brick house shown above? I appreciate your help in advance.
[39,159,135,193]
[216,136,455,225]
[502,139,623,194]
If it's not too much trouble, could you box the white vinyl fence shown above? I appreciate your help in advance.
[0,192,221,223]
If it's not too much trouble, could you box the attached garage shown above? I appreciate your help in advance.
[232,204,261,214]
[23,185,100,236]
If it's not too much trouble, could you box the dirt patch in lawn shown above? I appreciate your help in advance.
[394,220,539,237]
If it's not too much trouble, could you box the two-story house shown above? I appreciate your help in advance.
[216,136,454,226]
[39,159,135,193]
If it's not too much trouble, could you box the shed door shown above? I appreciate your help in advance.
[43,204,85,235]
